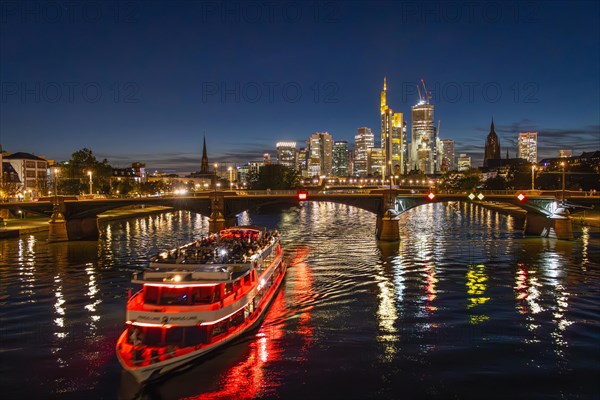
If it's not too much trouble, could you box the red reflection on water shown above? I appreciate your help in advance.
[424,264,437,313]
[515,263,530,314]
[185,290,287,400]
[289,247,315,356]
[185,246,315,399]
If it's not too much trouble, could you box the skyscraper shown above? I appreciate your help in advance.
[441,139,455,171]
[367,147,384,176]
[276,142,297,169]
[354,127,374,176]
[410,102,436,174]
[307,132,333,177]
[297,148,308,177]
[483,118,501,167]
[332,141,349,176]
[518,132,538,163]
[380,78,405,177]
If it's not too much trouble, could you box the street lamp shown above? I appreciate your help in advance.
[560,161,566,201]
[531,165,536,191]
[53,168,59,201]
[87,170,93,195]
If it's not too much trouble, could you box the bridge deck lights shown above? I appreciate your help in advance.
[477,193,485,200]
[517,193,526,201]
[468,193,476,200]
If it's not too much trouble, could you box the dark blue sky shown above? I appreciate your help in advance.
[1,0,599,171]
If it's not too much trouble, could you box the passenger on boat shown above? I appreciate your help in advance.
[130,327,143,346]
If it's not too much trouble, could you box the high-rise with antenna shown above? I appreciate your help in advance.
[409,79,436,174]
[380,77,405,178]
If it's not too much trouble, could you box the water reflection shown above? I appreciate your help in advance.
[376,242,400,361]
[0,204,598,399]
[466,264,490,324]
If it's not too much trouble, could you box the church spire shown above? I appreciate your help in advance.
[201,135,209,174]
[491,117,495,133]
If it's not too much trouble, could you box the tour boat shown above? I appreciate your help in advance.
[116,226,286,383]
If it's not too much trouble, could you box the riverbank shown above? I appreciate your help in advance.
[0,206,174,239]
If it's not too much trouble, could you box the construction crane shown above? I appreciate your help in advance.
[421,79,431,104]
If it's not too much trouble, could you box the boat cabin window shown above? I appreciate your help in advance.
[160,287,189,305]
[223,283,233,297]
[165,327,183,345]
[191,286,214,304]
[145,327,162,346]
[144,286,159,304]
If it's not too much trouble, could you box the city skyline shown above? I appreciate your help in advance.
[1,1,599,171]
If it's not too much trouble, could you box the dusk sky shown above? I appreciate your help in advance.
[1,0,599,172]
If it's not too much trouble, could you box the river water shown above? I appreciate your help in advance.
[0,202,598,399]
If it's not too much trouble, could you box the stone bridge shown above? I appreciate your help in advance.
[1,189,596,242]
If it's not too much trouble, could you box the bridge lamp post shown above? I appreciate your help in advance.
[53,168,59,202]
[560,161,566,202]
[87,171,93,195]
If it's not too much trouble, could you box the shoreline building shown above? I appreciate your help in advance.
[354,127,374,176]
[483,118,501,167]
[380,78,406,178]
[3,152,48,197]
[518,132,538,163]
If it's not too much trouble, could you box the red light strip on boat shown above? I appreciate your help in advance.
[143,283,219,288]
[126,320,173,328]
[200,303,248,326]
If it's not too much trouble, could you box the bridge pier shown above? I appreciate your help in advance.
[66,217,100,240]
[48,212,69,242]
[549,207,574,240]
[524,210,573,240]
[376,209,400,241]
[209,192,226,233]
[48,198,68,242]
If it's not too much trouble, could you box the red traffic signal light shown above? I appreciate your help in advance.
[297,191,308,201]
[517,193,526,202]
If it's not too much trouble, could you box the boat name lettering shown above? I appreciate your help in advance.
[134,314,198,323]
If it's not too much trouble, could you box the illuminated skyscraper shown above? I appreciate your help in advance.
[354,127,374,176]
[380,78,405,177]
[483,118,501,167]
[332,141,349,176]
[276,142,297,169]
[367,147,384,176]
[410,102,436,174]
[441,139,455,171]
[518,132,538,163]
[307,132,333,177]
